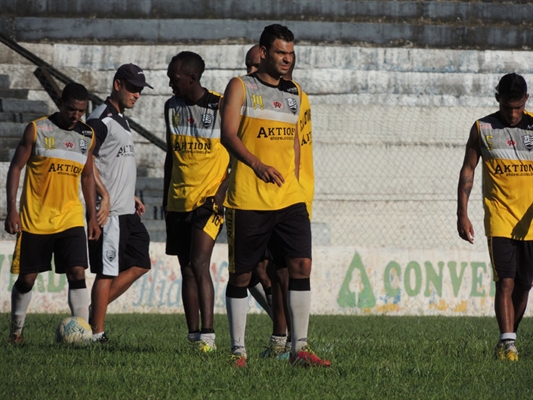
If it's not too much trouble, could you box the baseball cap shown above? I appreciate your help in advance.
[114,64,153,89]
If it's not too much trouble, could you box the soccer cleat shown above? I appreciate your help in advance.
[260,336,289,360]
[8,333,23,345]
[290,346,331,367]
[92,332,109,343]
[196,340,217,353]
[495,340,518,361]
[230,346,247,367]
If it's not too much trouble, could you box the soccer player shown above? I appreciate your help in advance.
[5,82,100,344]
[457,72,533,361]
[163,51,230,352]
[87,64,153,343]
[260,52,314,360]
[245,44,261,74]
[221,24,330,367]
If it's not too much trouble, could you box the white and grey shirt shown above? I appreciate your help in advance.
[87,99,137,216]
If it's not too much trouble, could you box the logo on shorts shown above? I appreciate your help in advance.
[286,98,298,114]
[106,250,117,262]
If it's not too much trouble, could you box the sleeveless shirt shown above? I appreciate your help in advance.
[478,110,533,239]
[19,114,94,234]
[164,90,229,212]
[224,74,305,210]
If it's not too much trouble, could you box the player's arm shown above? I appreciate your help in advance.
[92,156,110,227]
[457,123,481,244]
[4,123,35,234]
[162,100,173,212]
[134,196,145,216]
[220,77,284,186]
[81,138,101,241]
[86,118,110,227]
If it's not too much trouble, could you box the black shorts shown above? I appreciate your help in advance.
[11,227,88,274]
[89,213,151,276]
[226,202,311,274]
[165,197,224,256]
[488,237,533,287]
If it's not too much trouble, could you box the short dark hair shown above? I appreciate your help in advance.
[170,51,205,79]
[61,82,89,102]
[259,24,294,50]
[496,73,528,100]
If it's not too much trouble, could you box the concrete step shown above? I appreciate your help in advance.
[0,88,29,99]
[0,122,25,138]
[0,112,42,123]
[0,75,9,89]
[0,98,48,114]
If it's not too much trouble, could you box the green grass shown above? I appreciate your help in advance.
[1,313,533,399]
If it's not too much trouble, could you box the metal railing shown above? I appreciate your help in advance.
[0,33,166,151]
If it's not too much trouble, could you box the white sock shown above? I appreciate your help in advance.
[248,283,273,319]
[288,289,311,354]
[11,285,33,335]
[500,332,517,341]
[68,288,89,322]
[226,296,249,353]
[92,331,105,341]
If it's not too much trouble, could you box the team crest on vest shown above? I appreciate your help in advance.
[286,98,298,114]
[522,134,533,151]
[173,111,181,127]
[105,249,116,262]
[79,139,88,155]
[64,141,75,149]
[272,101,283,109]
[201,113,213,128]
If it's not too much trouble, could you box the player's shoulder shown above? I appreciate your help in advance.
[75,120,94,139]
[203,90,223,110]
[279,78,299,96]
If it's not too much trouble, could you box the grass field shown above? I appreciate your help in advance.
[1,313,533,399]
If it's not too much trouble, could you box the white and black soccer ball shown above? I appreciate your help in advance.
[56,316,93,345]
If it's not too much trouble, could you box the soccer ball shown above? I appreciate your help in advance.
[56,316,93,345]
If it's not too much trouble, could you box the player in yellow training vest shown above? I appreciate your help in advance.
[5,82,100,344]
[221,24,330,368]
[457,73,533,362]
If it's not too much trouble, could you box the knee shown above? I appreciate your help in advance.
[66,267,85,282]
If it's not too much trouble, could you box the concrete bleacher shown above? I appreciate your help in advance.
[0,0,532,248]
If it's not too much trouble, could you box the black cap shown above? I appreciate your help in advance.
[113,64,153,89]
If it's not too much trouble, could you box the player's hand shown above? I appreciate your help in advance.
[134,196,145,216]
[4,211,21,234]
[457,215,474,244]
[253,162,284,187]
[87,219,101,241]
[97,195,110,227]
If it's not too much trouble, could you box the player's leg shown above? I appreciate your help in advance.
[108,214,151,304]
[90,275,112,336]
[512,240,533,332]
[227,271,252,365]
[278,203,330,367]
[9,231,53,343]
[490,237,519,361]
[248,266,272,318]
[189,227,217,351]
[165,212,199,343]
[248,258,272,318]
[260,261,289,359]
[88,218,120,340]
[225,208,270,366]
[56,227,90,323]
[10,272,38,343]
